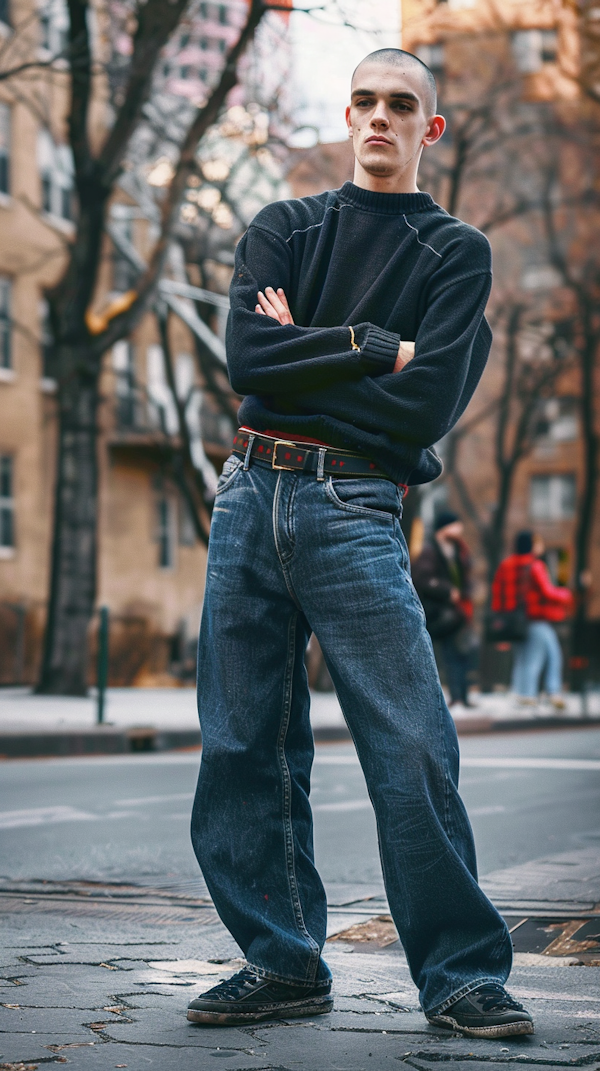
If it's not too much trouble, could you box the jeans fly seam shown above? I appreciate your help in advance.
[273,473,301,609]
[277,611,320,982]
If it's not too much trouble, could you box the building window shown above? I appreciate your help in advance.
[157,495,176,568]
[113,340,139,429]
[0,103,10,196]
[530,474,576,521]
[39,299,57,380]
[0,0,10,27]
[0,276,11,369]
[416,43,445,73]
[179,497,196,546]
[512,29,558,74]
[37,130,74,221]
[534,397,578,443]
[218,4,228,24]
[0,455,14,549]
[39,0,69,55]
[111,219,138,292]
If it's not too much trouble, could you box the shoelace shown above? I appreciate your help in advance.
[212,967,260,998]
[474,984,524,1013]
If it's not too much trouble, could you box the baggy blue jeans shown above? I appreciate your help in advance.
[191,456,512,1014]
[511,620,563,697]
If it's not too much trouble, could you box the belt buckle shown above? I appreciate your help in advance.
[271,439,297,471]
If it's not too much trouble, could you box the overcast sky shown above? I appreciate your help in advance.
[289,0,401,144]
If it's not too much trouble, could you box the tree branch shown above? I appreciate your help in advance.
[98,0,190,187]
[93,0,268,354]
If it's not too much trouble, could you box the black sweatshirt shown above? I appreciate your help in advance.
[227,181,492,485]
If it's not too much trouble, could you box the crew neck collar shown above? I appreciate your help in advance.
[338,181,436,215]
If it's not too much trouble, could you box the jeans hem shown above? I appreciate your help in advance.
[247,962,331,989]
[424,976,505,1016]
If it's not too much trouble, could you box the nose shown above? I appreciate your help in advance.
[370,101,390,129]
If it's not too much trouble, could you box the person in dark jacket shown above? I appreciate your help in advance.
[187,48,531,1040]
[412,511,475,708]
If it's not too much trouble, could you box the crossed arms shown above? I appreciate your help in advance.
[255,286,416,373]
[227,223,493,449]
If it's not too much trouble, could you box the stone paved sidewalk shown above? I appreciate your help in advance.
[1,907,599,1071]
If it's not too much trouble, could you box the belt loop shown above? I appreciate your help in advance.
[316,447,326,481]
[243,434,256,471]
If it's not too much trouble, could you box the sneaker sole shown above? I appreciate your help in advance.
[187,994,333,1025]
[427,1014,534,1039]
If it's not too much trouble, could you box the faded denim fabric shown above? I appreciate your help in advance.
[512,620,563,697]
[191,457,512,1014]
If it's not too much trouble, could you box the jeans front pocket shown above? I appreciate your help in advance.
[325,476,402,520]
[215,455,243,495]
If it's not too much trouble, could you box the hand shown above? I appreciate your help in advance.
[255,286,295,325]
[393,340,415,373]
[579,569,593,590]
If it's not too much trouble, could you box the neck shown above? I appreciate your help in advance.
[352,159,420,195]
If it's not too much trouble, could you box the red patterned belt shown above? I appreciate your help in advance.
[232,430,390,480]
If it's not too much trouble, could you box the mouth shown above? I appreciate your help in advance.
[365,136,392,145]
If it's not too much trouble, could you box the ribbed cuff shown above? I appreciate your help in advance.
[358,324,401,375]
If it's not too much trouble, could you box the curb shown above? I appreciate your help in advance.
[1,714,599,758]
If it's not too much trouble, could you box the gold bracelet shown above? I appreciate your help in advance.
[349,325,360,352]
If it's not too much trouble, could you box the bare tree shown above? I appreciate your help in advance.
[13,0,271,695]
[445,298,575,582]
[538,160,600,625]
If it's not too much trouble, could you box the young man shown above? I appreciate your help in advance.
[188,49,533,1039]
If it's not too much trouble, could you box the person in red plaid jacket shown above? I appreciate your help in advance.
[492,531,573,708]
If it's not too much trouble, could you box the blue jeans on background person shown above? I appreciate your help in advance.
[440,631,472,705]
[191,455,512,1015]
[511,620,563,697]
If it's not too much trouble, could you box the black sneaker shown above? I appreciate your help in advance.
[186,965,333,1025]
[427,982,534,1039]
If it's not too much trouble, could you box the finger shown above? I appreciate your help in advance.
[276,288,290,312]
[257,291,280,320]
[265,286,292,324]
[276,288,294,325]
[255,304,266,315]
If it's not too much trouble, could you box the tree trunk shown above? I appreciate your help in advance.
[37,360,99,694]
[574,332,598,625]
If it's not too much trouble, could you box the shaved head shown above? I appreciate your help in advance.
[352,49,437,117]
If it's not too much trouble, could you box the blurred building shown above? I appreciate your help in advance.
[0,0,289,686]
[288,4,599,653]
[398,0,600,634]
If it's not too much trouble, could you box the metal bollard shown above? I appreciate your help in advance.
[97,606,109,725]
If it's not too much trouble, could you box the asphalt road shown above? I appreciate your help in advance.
[1,726,599,891]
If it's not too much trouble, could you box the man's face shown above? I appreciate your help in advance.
[346,61,441,181]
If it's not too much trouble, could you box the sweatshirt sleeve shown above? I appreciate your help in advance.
[273,261,492,449]
[530,560,574,608]
[226,225,400,395]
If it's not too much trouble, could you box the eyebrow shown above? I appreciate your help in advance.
[351,88,420,104]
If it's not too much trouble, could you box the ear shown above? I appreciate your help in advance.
[345,104,352,137]
[422,114,446,147]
